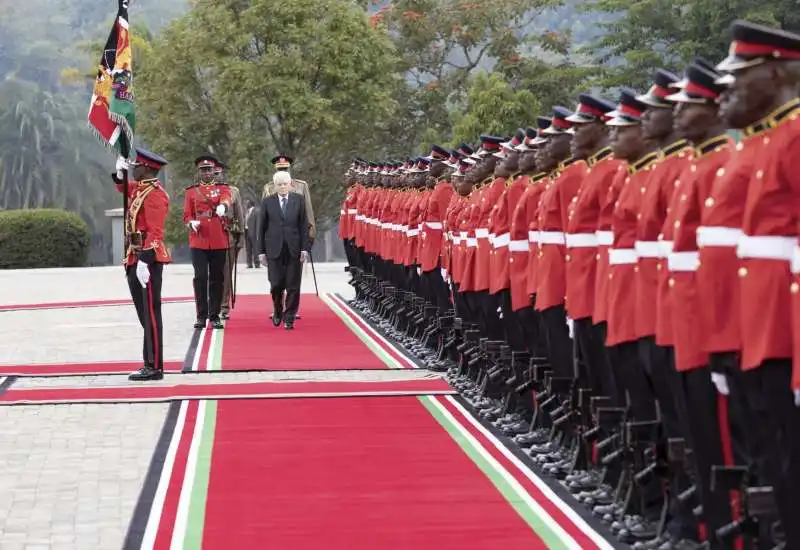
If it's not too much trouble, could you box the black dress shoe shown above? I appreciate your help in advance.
[128,365,164,381]
[193,317,206,329]
[284,315,295,330]
[220,311,230,320]
[272,313,282,327]
[210,317,224,329]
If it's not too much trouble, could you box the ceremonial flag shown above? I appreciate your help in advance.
[88,0,135,159]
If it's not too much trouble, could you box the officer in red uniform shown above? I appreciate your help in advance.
[715,20,800,547]
[664,62,743,550]
[535,106,585,379]
[562,94,617,398]
[183,154,233,329]
[113,148,171,381]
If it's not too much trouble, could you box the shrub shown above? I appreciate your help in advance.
[0,209,91,269]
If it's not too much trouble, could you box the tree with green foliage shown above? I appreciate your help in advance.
[136,0,399,227]
[582,0,800,89]
[448,72,542,147]
[375,0,565,144]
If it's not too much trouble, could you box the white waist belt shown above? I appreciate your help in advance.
[425,221,443,230]
[355,214,364,221]
[528,231,539,243]
[407,229,419,237]
[539,231,565,245]
[668,251,700,272]
[658,240,674,258]
[509,240,528,252]
[596,230,613,246]
[475,228,490,239]
[493,232,510,248]
[347,209,357,214]
[793,247,800,274]
[466,238,478,247]
[609,248,637,265]
[635,241,661,258]
[737,235,797,261]
[453,237,462,245]
[460,232,468,239]
[697,226,742,247]
[566,233,598,248]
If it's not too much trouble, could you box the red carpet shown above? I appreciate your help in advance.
[0,379,454,405]
[0,296,193,312]
[202,397,547,549]
[0,361,181,377]
[220,295,388,371]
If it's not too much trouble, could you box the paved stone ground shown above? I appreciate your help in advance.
[0,263,357,548]
[15,369,443,389]
[0,403,168,550]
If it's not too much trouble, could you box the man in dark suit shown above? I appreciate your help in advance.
[244,199,259,268]
[257,171,311,330]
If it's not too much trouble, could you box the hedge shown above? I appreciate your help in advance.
[0,209,91,269]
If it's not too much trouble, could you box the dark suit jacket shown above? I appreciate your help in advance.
[245,206,259,242]
[257,193,310,260]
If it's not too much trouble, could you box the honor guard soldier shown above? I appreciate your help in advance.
[716,20,800,547]
[217,161,245,320]
[184,154,233,329]
[113,148,171,381]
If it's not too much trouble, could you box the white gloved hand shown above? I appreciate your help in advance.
[416,266,422,276]
[189,220,200,232]
[216,204,227,217]
[259,253,268,266]
[115,156,129,178]
[566,317,575,339]
[136,260,150,288]
[711,372,730,396]
[794,389,800,407]
[300,251,309,263]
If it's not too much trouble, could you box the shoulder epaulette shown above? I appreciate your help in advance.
[588,147,613,166]
[531,172,548,183]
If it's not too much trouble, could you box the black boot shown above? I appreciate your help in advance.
[129,365,164,381]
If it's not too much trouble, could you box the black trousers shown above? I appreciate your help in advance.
[574,317,616,399]
[540,304,574,379]
[343,238,358,268]
[190,248,227,321]
[515,305,543,357]
[494,288,525,351]
[607,340,657,421]
[466,290,503,341]
[268,243,302,319]
[126,262,164,369]
[245,233,259,267]
[680,367,746,549]
[739,359,799,547]
[422,268,451,312]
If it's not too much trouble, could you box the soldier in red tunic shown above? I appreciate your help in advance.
[184,155,233,329]
[715,20,800,547]
[562,94,618,400]
[535,106,585,379]
[113,148,171,381]
[664,61,744,550]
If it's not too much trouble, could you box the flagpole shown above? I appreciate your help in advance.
[121,135,130,256]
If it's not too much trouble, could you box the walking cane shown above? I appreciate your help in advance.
[230,245,238,310]
[309,252,319,296]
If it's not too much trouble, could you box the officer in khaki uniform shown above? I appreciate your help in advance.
[218,161,245,320]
